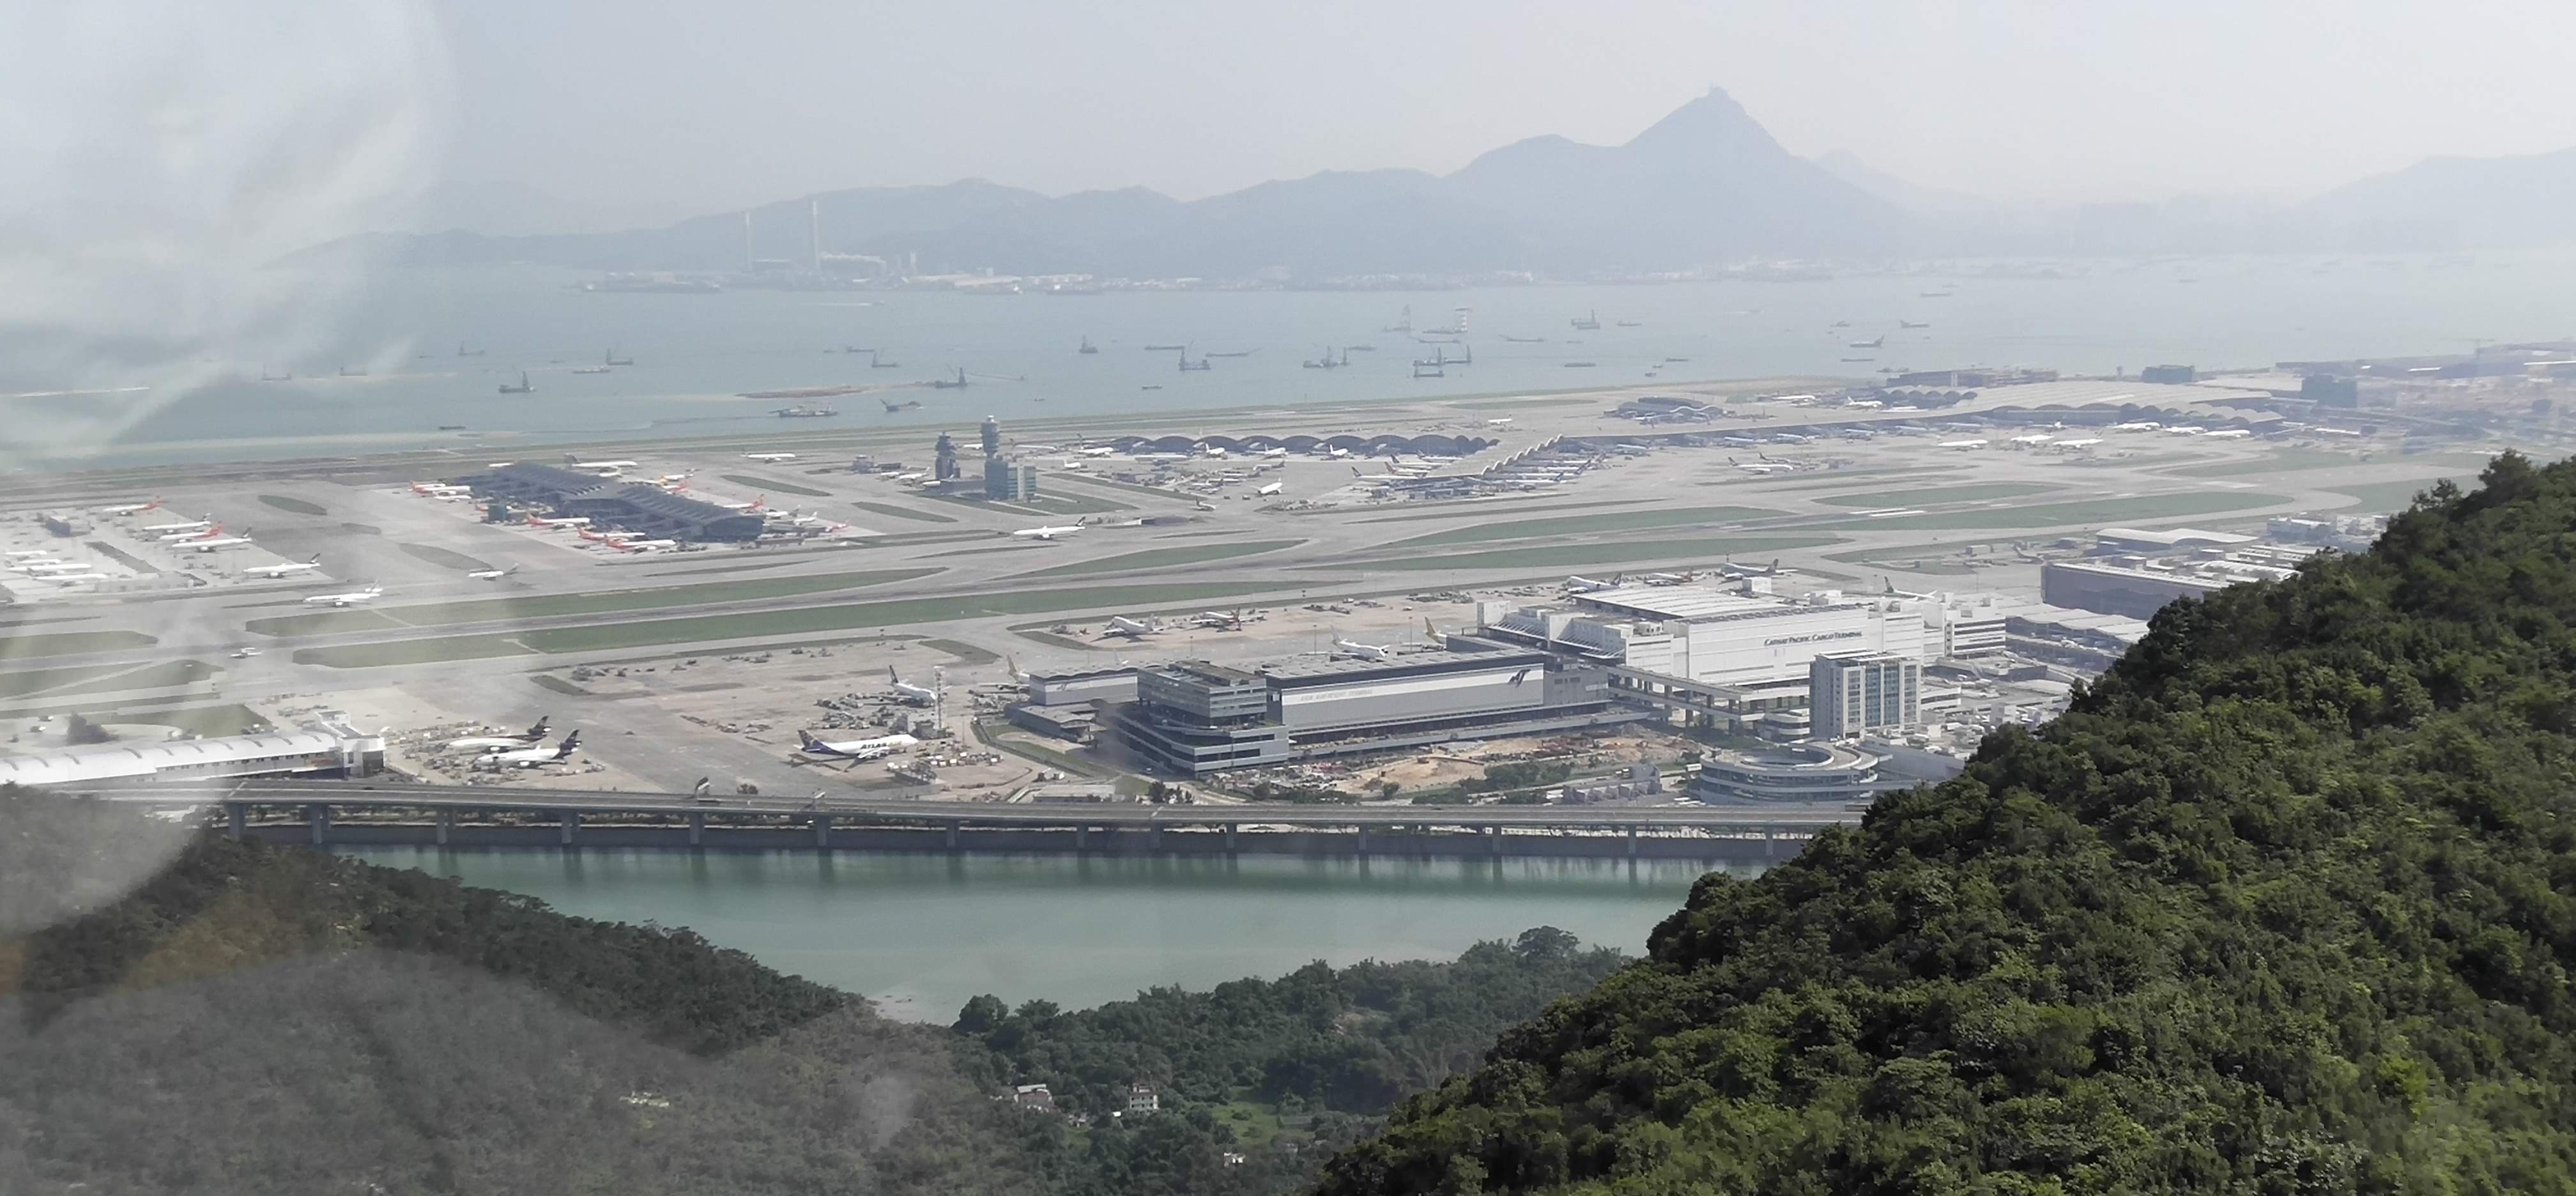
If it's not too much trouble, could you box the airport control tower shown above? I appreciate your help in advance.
[979,415,1001,459]
[933,432,960,482]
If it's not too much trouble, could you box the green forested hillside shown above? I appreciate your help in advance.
[1317,456,2576,1193]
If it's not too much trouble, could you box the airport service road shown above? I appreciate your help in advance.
[93,778,1863,830]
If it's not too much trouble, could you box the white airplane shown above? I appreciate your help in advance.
[887,666,937,705]
[303,585,384,607]
[2055,438,2104,450]
[2163,425,2206,436]
[447,718,552,751]
[891,472,925,483]
[479,731,580,768]
[1565,575,1618,593]
[566,459,638,470]
[93,497,162,516]
[743,452,798,463]
[1260,447,1289,458]
[2205,429,2255,439]
[1256,482,1284,496]
[2009,434,2053,446]
[179,535,254,553]
[409,482,471,496]
[794,730,919,762]
[19,562,90,574]
[467,565,520,581]
[1103,615,1162,638]
[1728,457,1794,473]
[243,554,324,578]
[1938,439,1989,450]
[609,539,679,553]
[2315,427,2363,438]
[1333,638,1395,662]
[526,514,591,528]
[2110,421,2161,431]
[1011,525,1085,540]
[148,519,216,537]
[1325,446,1351,459]
[229,647,261,659]
[1485,417,1514,426]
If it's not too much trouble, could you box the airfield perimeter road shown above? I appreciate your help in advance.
[0,376,2529,796]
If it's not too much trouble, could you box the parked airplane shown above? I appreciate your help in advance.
[1728,457,1794,473]
[1256,482,1284,496]
[178,535,254,553]
[302,585,384,607]
[1011,524,1085,540]
[2110,421,2161,432]
[467,565,521,581]
[243,554,323,578]
[743,452,798,463]
[608,539,678,553]
[2163,425,2207,436]
[409,481,471,496]
[1938,438,1989,450]
[793,730,920,763]
[526,514,591,528]
[479,732,580,769]
[93,497,161,516]
[1565,575,1619,593]
[2009,434,2054,446]
[448,718,552,751]
[148,518,215,537]
[1103,615,1162,638]
[1332,638,1395,662]
[1078,446,1116,457]
[1260,447,1290,458]
[2204,429,2254,439]
[228,647,261,659]
[887,666,937,705]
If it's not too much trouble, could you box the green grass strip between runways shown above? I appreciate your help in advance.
[246,568,940,637]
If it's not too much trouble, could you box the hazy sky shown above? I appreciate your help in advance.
[417,1,2576,230]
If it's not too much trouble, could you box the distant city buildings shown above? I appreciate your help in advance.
[2140,364,2196,385]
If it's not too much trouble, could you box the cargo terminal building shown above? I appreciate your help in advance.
[1108,637,1648,775]
[1480,585,1930,724]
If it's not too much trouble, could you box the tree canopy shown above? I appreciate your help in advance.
[1318,454,2576,1193]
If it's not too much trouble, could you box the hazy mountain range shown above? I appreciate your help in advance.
[331,88,2576,278]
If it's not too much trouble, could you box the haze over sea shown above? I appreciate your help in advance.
[17,250,2575,470]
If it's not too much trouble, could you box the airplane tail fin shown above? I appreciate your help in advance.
[798,730,823,751]
[307,554,321,564]
[558,730,581,753]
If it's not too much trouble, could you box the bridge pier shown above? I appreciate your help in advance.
[1487,825,1503,857]
[1355,826,1368,854]
[944,820,960,850]
[307,804,330,847]
[1151,825,1164,852]
[813,815,831,848]
[688,811,705,847]
[226,803,245,841]
[435,808,453,847]
[558,811,577,847]
[1626,825,1638,858]
[1075,824,1088,852]
[1223,824,1238,854]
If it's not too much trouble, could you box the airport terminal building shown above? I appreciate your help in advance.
[0,714,385,787]
[1108,638,1648,775]
[461,464,765,542]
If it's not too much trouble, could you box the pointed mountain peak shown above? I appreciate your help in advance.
[1622,86,1789,160]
